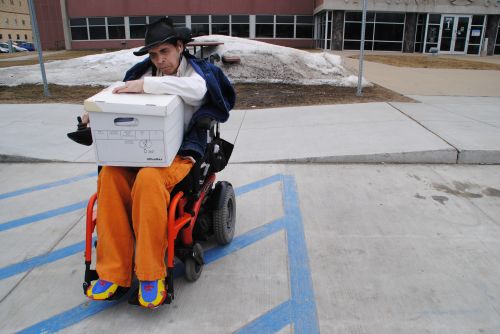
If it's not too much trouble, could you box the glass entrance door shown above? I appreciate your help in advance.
[454,17,469,52]
[439,15,470,53]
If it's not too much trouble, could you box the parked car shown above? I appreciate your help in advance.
[0,42,10,52]
[0,42,28,52]
[17,42,35,51]
[0,46,9,53]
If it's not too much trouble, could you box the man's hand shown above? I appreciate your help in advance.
[81,111,89,126]
[112,79,145,94]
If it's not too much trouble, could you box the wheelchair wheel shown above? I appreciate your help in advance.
[185,257,203,282]
[213,184,236,245]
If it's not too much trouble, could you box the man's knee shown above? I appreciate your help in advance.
[99,166,132,186]
[133,168,164,194]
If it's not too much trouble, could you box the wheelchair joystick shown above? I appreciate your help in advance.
[67,116,93,146]
[77,116,87,131]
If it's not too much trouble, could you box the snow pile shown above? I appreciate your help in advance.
[0,35,366,87]
[198,35,361,86]
[0,48,147,87]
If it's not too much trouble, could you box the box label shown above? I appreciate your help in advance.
[95,129,166,163]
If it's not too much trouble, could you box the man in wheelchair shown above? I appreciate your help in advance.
[82,17,235,308]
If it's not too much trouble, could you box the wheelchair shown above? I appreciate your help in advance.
[81,118,236,305]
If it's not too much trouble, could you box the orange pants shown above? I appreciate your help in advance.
[95,156,193,287]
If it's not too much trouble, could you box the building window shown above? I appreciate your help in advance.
[495,20,500,55]
[8,34,12,39]
[315,11,333,49]
[191,15,209,36]
[107,17,125,39]
[414,14,426,52]
[212,15,229,35]
[148,16,165,24]
[275,15,294,38]
[424,14,440,53]
[0,34,2,39]
[256,15,313,39]
[344,12,374,50]
[169,15,186,27]
[129,16,146,39]
[256,15,274,38]
[70,18,88,40]
[22,19,25,25]
[343,11,404,51]
[24,34,27,40]
[88,17,106,39]
[16,34,20,40]
[296,16,313,39]
[231,15,249,37]
[467,15,485,55]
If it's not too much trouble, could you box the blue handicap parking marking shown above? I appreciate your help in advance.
[0,171,98,232]
[0,171,97,201]
[6,173,319,334]
[235,175,320,334]
[0,201,87,232]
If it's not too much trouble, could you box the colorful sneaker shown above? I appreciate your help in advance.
[86,279,119,300]
[138,279,166,309]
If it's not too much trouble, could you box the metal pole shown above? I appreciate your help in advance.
[324,11,329,50]
[356,0,367,96]
[28,0,50,97]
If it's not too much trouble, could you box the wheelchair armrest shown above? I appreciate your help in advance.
[195,117,216,131]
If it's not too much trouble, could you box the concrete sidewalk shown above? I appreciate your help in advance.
[341,56,500,97]
[1,96,499,164]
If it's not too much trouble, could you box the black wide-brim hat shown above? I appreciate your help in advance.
[133,17,193,56]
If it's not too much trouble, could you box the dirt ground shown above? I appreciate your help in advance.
[0,82,414,108]
[349,54,500,70]
[0,50,109,68]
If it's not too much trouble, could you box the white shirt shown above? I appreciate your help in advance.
[141,56,207,131]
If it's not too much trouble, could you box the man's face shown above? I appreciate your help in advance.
[148,40,184,75]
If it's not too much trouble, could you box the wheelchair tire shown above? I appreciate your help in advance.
[213,184,236,245]
[185,257,203,282]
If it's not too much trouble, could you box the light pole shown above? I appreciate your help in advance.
[356,0,367,96]
[27,0,50,97]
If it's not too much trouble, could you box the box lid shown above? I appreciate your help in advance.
[84,82,181,116]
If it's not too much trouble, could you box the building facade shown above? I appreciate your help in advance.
[35,0,500,55]
[314,0,500,55]
[0,0,32,42]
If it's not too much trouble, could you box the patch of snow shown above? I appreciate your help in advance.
[0,35,368,87]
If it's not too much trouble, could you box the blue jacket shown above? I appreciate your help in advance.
[123,51,236,160]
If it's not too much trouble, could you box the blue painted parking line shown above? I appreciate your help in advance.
[236,175,319,334]
[234,174,282,197]
[204,218,284,263]
[0,239,95,281]
[16,219,285,334]
[0,175,283,277]
[13,174,319,333]
[0,201,87,232]
[235,300,292,334]
[0,171,97,200]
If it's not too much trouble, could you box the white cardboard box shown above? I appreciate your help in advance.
[84,82,185,167]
